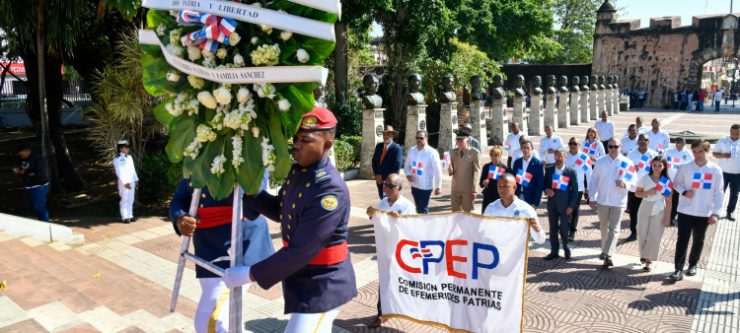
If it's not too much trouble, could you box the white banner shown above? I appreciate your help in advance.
[372,212,530,333]
[142,0,336,42]
[140,30,328,85]
[289,0,341,16]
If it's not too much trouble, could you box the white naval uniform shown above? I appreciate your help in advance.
[539,135,565,165]
[483,198,546,244]
[379,195,416,215]
[113,153,138,220]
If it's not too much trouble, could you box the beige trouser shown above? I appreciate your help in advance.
[451,191,474,212]
[637,200,666,261]
[597,205,624,256]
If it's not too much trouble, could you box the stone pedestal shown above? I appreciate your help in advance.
[580,91,590,123]
[360,108,385,179]
[605,90,613,116]
[544,94,556,129]
[612,89,620,114]
[528,95,543,136]
[558,93,569,128]
[438,102,458,153]
[404,104,428,151]
[512,96,528,134]
[570,92,580,125]
[598,90,606,116]
[489,99,506,145]
[469,100,488,150]
[589,91,599,120]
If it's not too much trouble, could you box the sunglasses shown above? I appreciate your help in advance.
[383,183,398,189]
[608,145,620,149]
[568,142,578,146]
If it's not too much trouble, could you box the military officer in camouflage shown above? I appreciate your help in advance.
[224,107,357,333]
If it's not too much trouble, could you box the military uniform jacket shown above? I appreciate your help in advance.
[245,156,357,314]
[170,179,274,278]
[450,147,480,193]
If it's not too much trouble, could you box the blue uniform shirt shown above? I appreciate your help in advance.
[245,156,358,314]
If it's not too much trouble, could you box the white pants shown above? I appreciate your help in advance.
[284,307,339,333]
[195,278,248,333]
[117,181,135,220]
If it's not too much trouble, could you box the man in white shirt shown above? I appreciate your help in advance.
[634,117,650,134]
[669,140,725,281]
[539,125,565,167]
[588,138,637,268]
[712,124,740,221]
[625,134,658,241]
[565,137,592,241]
[621,124,638,155]
[483,173,546,244]
[646,118,670,154]
[714,89,723,112]
[404,130,443,214]
[113,140,139,223]
[505,122,525,169]
[594,111,615,148]
[666,137,694,224]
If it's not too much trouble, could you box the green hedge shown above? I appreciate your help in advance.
[334,135,361,172]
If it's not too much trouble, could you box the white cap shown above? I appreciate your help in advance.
[117,140,129,145]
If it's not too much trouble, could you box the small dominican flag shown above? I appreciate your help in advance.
[411,161,425,176]
[655,176,673,196]
[516,169,533,187]
[442,151,451,168]
[618,161,637,181]
[504,141,511,152]
[667,156,681,170]
[636,154,651,173]
[656,144,665,155]
[552,174,570,191]
[488,165,506,180]
[691,172,713,189]
[575,152,592,172]
[582,141,597,156]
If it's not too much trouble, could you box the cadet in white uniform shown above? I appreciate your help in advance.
[113,140,138,223]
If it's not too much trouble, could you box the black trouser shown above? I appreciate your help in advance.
[724,172,740,214]
[507,156,513,170]
[670,189,680,221]
[601,140,610,150]
[628,191,642,235]
[570,191,584,233]
[674,213,710,271]
[376,183,384,200]
[548,206,571,254]
[377,288,382,315]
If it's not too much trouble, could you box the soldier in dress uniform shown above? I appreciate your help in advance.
[224,107,357,333]
[170,171,274,333]
[113,140,138,223]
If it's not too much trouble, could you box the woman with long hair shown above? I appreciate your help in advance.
[635,156,673,271]
[584,127,606,162]
[479,146,510,213]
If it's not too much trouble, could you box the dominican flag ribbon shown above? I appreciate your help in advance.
[504,141,510,152]
[656,144,665,155]
[582,141,597,156]
[488,165,506,180]
[441,151,451,168]
[655,176,673,196]
[411,161,425,176]
[636,154,651,173]
[552,174,570,191]
[575,152,592,171]
[618,161,637,182]
[516,169,533,187]
[691,172,713,189]
[178,10,237,52]
[667,156,681,170]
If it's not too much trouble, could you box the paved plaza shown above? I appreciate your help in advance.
[1,109,739,333]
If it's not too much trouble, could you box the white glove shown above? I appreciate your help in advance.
[223,266,251,288]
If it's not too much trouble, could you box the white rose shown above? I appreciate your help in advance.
[233,54,245,67]
[237,87,251,104]
[213,87,232,106]
[202,49,215,59]
[197,91,218,109]
[280,31,293,41]
[250,37,259,45]
[187,45,202,61]
[296,48,310,63]
[156,24,166,36]
[229,32,241,46]
[216,48,228,59]
[277,98,291,112]
[260,24,273,34]
[187,75,204,89]
[165,44,184,57]
[166,71,181,82]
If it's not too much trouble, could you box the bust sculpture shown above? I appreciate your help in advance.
[598,75,606,90]
[361,74,383,109]
[606,75,614,89]
[590,74,599,90]
[612,75,620,90]
[581,75,590,91]
[571,76,580,92]
[545,75,557,95]
[558,75,569,93]
[439,75,457,103]
[491,74,506,100]
[469,75,485,101]
[513,75,526,97]
[407,73,425,105]
[531,75,543,96]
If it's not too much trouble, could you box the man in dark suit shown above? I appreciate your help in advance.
[543,149,579,260]
[372,125,404,199]
[512,139,545,209]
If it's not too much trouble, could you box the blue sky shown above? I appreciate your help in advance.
[617,0,734,28]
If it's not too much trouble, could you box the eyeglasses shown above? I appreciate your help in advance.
[568,142,578,146]
[638,139,648,142]
[608,145,620,149]
[383,183,398,189]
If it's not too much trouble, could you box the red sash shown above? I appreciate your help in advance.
[282,240,348,266]
[196,206,232,229]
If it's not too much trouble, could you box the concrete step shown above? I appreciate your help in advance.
[0,213,85,245]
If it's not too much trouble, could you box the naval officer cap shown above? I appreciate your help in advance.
[299,107,337,132]
[117,139,129,146]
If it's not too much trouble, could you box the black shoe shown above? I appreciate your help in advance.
[640,258,646,264]
[599,253,606,260]
[568,231,575,242]
[686,266,698,276]
[727,213,736,222]
[669,270,684,281]
[368,316,387,328]
[129,217,137,222]
[564,248,571,260]
[122,218,130,224]
[625,234,637,242]
[603,257,614,268]
[670,219,677,226]
[544,253,560,261]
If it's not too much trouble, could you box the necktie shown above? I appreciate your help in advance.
[380,145,388,164]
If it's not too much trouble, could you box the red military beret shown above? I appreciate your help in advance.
[299,107,337,131]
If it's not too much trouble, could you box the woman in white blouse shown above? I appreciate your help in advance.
[634,156,672,272]
[583,127,606,162]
